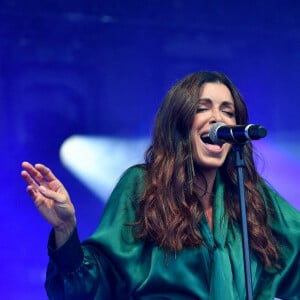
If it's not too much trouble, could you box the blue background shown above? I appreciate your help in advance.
[1,1,300,299]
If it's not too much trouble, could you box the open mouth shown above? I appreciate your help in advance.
[201,133,213,144]
[200,133,224,153]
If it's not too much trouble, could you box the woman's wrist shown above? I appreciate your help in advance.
[54,218,76,248]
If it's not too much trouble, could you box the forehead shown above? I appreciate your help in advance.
[199,82,234,103]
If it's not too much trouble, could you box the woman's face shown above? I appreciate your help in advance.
[190,82,236,172]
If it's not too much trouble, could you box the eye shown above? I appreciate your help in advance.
[222,110,235,118]
[196,107,208,113]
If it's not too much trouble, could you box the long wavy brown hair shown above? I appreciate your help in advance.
[134,71,281,269]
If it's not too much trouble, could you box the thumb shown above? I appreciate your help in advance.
[38,185,67,204]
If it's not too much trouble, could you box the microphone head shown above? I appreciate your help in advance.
[208,122,226,145]
[247,124,267,139]
[208,122,268,145]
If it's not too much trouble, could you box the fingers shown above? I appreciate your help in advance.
[21,161,68,201]
[21,162,40,190]
[35,163,58,182]
[26,185,39,199]
[21,161,57,186]
[23,174,65,205]
[21,161,43,185]
[38,185,65,203]
[21,162,46,202]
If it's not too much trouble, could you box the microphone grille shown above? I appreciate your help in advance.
[209,122,225,144]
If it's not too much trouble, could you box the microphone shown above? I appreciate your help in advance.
[205,122,267,145]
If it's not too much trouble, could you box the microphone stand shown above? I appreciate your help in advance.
[232,143,253,300]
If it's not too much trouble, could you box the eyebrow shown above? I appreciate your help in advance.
[198,98,234,106]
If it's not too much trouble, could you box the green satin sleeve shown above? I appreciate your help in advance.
[45,165,147,299]
[46,228,127,300]
[263,184,300,299]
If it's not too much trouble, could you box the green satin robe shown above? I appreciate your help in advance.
[46,165,300,299]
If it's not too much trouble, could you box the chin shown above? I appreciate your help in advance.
[194,157,227,171]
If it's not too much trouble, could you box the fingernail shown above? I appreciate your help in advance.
[39,186,47,193]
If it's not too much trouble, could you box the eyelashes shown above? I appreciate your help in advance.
[196,107,235,118]
[196,108,208,113]
[222,111,235,117]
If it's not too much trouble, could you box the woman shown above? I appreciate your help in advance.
[21,71,300,299]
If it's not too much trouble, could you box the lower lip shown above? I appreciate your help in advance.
[203,142,224,154]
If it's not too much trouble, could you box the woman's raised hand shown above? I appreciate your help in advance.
[21,161,76,247]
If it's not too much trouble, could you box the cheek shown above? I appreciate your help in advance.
[190,130,200,147]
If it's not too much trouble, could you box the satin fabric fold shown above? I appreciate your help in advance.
[46,166,300,299]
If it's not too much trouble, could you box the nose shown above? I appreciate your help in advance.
[209,108,222,124]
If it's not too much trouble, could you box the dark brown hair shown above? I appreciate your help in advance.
[134,71,280,269]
